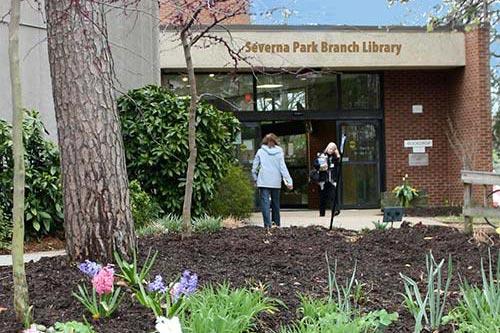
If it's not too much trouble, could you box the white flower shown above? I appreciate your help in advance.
[23,325,40,333]
[156,316,183,333]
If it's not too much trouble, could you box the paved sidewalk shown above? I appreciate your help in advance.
[0,249,66,267]
[248,209,446,230]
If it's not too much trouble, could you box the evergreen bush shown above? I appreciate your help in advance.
[208,165,254,219]
[0,110,63,238]
[118,85,240,216]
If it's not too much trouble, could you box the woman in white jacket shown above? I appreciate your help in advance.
[251,133,293,230]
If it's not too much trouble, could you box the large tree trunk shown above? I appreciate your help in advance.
[45,0,135,262]
[9,0,30,322]
[180,30,198,237]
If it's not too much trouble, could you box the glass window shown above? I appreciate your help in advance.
[163,73,254,112]
[256,73,337,111]
[341,74,380,110]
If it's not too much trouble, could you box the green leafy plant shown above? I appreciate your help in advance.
[114,248,158,287]
[129,180,162,229]
[0,109,63,238]
[0,206,11,250]
[392,174,419,208]
[52,321,95,333]
[118,85,240,216]
[181,283,278,333]
[208,165,254,219]
[73,263,123,320]
[280,301,398,333]
[443,249,499,332]
[114,249,197,319]
[136,213,183,236]
[192,215,222,234]
[372,221,388,230]
[400,252,453,333]
[280,254,398,333]
[73,284,123,320]
[136,214,223,236]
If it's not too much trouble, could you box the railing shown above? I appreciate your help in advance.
[461,170,500,233]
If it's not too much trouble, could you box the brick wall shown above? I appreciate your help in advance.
[384,70,451,206]
[159,0,251,25]
[447,27,492,205]
[384,27,492,207]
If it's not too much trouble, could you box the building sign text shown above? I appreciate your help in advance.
[245,40,403,55]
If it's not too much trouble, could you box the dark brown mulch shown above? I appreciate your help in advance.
[405,206,462,217]
[0,235,66,255]
[0,225,498,333]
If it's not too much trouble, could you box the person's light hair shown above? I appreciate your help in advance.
[324,142,338,153]
[262,133,280,146]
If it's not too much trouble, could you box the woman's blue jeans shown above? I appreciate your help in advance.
[259,187,281,228]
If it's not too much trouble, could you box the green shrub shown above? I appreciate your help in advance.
[118,85,240,216]
[208,165,254,219]
[0,206,11,250]
[0,110,63,238]
[192,215,222,234]
[443,250,499,332]
[182,283,278,333]
[129,179,162,229]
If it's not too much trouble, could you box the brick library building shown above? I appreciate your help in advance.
[159,23,492,210]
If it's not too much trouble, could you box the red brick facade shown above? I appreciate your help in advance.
[384,28,492,206]
[159,0,251,25]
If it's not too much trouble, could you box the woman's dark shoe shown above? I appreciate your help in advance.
[334,210,341,216]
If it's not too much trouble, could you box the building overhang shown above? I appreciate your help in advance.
[160,25,465,70]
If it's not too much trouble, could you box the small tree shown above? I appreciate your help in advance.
[162,0,249,237]
[8,0,30,323]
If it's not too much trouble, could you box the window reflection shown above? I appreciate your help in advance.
[256,73,337,111]
[163,72,381,113]
[163,73,254,112]
[341,74,380,110]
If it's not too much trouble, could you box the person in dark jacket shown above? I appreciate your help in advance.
[314,142,340,217]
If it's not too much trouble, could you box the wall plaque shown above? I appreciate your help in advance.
[409,153,429,166]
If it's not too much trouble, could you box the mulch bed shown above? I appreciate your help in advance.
[405,206,462,217]
[0,224,498,332]
[0,234,66,255]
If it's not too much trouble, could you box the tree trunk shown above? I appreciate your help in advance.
[45,0,135,262]
[9,0,30,322]
[180,30,198,237]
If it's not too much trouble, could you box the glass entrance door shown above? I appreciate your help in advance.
[338,121,381,208]
[260,121,309,208]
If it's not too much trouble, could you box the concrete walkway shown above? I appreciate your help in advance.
[0,249,66,267]
[248,209,446,230]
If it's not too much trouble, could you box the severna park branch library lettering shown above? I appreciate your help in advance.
[159,25,492,209]
[244,41,403,56]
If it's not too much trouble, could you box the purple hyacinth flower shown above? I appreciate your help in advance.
[171,270,198,302]
[148,275,168,293]
[78,260,102,278]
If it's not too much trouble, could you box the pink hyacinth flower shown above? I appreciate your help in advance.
[92,265,115,295]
